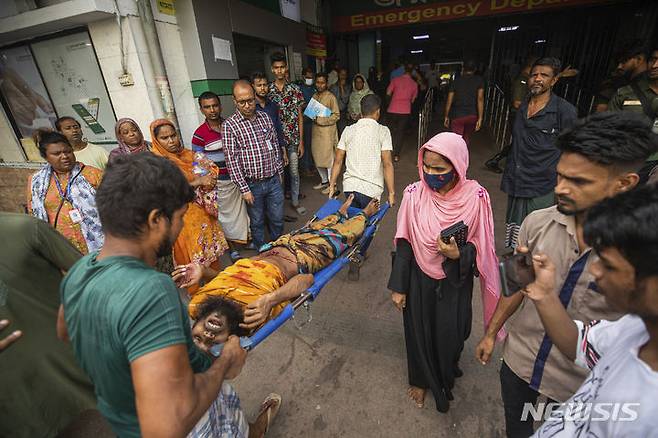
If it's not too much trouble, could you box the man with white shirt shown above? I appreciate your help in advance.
[328,94,395,280]
[56,116,109,170]
[328,94,395,209]
[524,184,658,437]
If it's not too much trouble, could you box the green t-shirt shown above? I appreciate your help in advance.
[0,213,95,438]
[61,253,211,438]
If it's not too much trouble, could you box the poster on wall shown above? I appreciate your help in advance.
[0,46,57,139]
[30,32,116,143]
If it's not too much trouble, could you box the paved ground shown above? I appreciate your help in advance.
[233,119,510,438]
[63,118,511,438]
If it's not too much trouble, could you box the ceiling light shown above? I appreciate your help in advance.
[534,39,546,44]
[410,50,423,54]
[413,34,430,40]
[498,26,519,32]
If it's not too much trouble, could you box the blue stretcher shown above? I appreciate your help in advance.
[210,199,390,356]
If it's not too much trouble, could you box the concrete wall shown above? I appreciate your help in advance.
[0,167,38,212]
[301,0,318,26]
[88,16,155,145]
[154,18,203,145]
[229,0,306,53]
[192,0,237,81]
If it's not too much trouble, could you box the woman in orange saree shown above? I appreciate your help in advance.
[150,119,228,291]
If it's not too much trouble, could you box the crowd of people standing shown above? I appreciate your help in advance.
[1,44,658,438]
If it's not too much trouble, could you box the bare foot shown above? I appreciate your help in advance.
[407,386,426,408]
[362,199,380,217]
[338,194,355,216]
[248,393,281,438]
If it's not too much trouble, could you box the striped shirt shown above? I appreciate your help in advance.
[222,110,284,194]
[534,315,657,437]
[191,120,230,180]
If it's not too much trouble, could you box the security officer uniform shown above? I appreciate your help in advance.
[609,74,658,181]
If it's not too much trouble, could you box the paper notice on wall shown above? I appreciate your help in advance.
[212,36,233,65]
[279,0,300,22]
[293,52,303,79]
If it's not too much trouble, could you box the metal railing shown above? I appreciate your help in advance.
[483,82,596,151]
[417,88,435,149]
[483,84,511,151]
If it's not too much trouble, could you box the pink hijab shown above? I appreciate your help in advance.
[394,132,503,339]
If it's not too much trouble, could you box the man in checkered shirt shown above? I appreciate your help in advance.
[222,80,285,250]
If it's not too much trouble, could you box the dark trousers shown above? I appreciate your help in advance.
[450,114,478,146]
[344,191,372,209]
[301,119,315,172]
[387,113,410,157]
[246,175,284,249]
[500,361,556,438]
[344,191,373,254]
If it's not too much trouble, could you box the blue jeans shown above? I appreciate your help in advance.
[287,144,301,205]
[247,175,284,248]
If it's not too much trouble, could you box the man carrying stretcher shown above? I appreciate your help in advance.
[174,194,380,354]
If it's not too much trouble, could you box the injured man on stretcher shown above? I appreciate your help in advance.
[172,195,380,354]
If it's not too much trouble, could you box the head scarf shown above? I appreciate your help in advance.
[149,119,218,182]
[394,132,503,339]
[110,118,149,160]
[348,73,373,117]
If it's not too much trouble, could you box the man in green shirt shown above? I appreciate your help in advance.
[59,153,280,437]
[609,46,658,182]
[0,212,96,437]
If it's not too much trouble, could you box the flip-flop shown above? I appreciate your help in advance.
[257,393,282,435]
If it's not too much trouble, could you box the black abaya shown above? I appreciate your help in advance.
[388,238,476,413]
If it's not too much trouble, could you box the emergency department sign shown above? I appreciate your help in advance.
[333,0,619,32]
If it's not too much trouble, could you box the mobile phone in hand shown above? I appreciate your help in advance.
[499,253,535,297]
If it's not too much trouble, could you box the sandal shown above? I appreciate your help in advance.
[257,393,282,435]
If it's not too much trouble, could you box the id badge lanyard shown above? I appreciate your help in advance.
[52,166,84,228]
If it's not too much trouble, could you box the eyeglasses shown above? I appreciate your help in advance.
[235,98,255,107]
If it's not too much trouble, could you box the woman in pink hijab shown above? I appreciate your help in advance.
[387,132,501,412]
